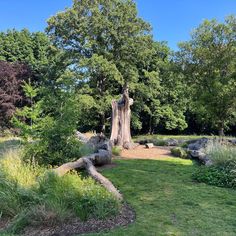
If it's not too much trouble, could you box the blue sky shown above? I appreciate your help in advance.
[0,0,236,50]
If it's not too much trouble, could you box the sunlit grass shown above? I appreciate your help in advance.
[87,158,236,236]
[0,148,120,234]
[134,134,235,141]
[0,149,44,188]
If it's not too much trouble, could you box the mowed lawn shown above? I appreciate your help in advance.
[0,138,235,236]
[88,158,236,236]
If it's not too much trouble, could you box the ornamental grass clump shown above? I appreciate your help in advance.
[193,142,236,189]
[0,149,120,234]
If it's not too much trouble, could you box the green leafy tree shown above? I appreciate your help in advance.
[47,0,153,132]
[47,0,187,134]
[0,29,50,67]
[177,16,236,135]
[133,42,187,134]
[13,69,83,165]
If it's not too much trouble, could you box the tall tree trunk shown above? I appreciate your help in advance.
[100,113,106,134]
[218,122,225,136]
[110,86,133,149]
[218,127,225,136]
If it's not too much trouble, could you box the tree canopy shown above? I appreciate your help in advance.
[177,16,236,135]
[0,1,236,136]
[46,0,187,133]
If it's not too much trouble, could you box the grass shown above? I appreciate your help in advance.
[86,158,236,236]
[134,134,236,143]
[0,139,120,234]
[134,134,211,141]
[1,137,236,235]
[193,142,236,189]
[206,142,236,166]
[0,137,21,154]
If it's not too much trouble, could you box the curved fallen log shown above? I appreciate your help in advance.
[54,151,123,200]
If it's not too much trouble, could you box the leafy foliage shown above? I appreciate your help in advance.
[171,147,188,159]
[46,0,187,133]
[0,61,32,128]
[193,142,236,188]
[13,82,83,165]
[177,16,236,135]
[0,29,51,72]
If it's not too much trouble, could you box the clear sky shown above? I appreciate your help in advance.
[0,0,236,50]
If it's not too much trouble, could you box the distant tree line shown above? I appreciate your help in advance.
[0,0,236,137]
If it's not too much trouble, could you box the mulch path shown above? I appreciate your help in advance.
[22,204,135,236]
[121,144,172,160]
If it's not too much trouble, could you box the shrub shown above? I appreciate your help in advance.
[193,142,236,189]
[112,146,122,156]
[206,142,236,167]
[153,139,167,146]
[0,149,120,234]
[171,147,188,159]
[193,165,236,189]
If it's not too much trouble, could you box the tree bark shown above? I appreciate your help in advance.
[53,147,123,200]
[110,86,133,149]
[219,127,225,136]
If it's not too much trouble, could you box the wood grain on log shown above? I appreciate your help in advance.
[110,86,133,149]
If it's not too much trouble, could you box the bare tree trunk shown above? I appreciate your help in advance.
[110,86,133,149]
[219,127,225,136]
[100,113,106,134]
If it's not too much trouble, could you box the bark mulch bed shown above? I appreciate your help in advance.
[121,144,172,160]
[1,204,135,236]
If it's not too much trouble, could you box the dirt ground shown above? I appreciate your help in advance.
[120,144,173,160]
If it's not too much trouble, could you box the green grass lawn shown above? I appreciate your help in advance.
[0,138,235,236]
[134,134,236,141]
[87,158,236,236]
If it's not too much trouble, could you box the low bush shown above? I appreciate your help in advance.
[23,136,83,166]
[193,142,236,189]
[0,149,120,234]
[206,142,236,167]
[112,146,122,156]
[171,147,188,159]
[153,139,167,146]
[193,165,236,189]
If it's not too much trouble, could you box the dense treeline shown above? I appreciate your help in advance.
[0,0,236,137]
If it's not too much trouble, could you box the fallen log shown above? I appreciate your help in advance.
[54,137,123,200]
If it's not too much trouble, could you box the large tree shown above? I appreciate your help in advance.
[0,29,53,85]
[0,29,57,128]
[46,0,153,133]
[0,61,32,128]
[177,16,236,135]
[133,41,188,134]
[47,0,187,134]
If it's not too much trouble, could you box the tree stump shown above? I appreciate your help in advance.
[110,86,133,149]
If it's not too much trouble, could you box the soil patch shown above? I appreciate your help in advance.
[16,204,135,236]
[121,144,172,160]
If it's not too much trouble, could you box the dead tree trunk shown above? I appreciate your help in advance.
[110,86,133,149]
